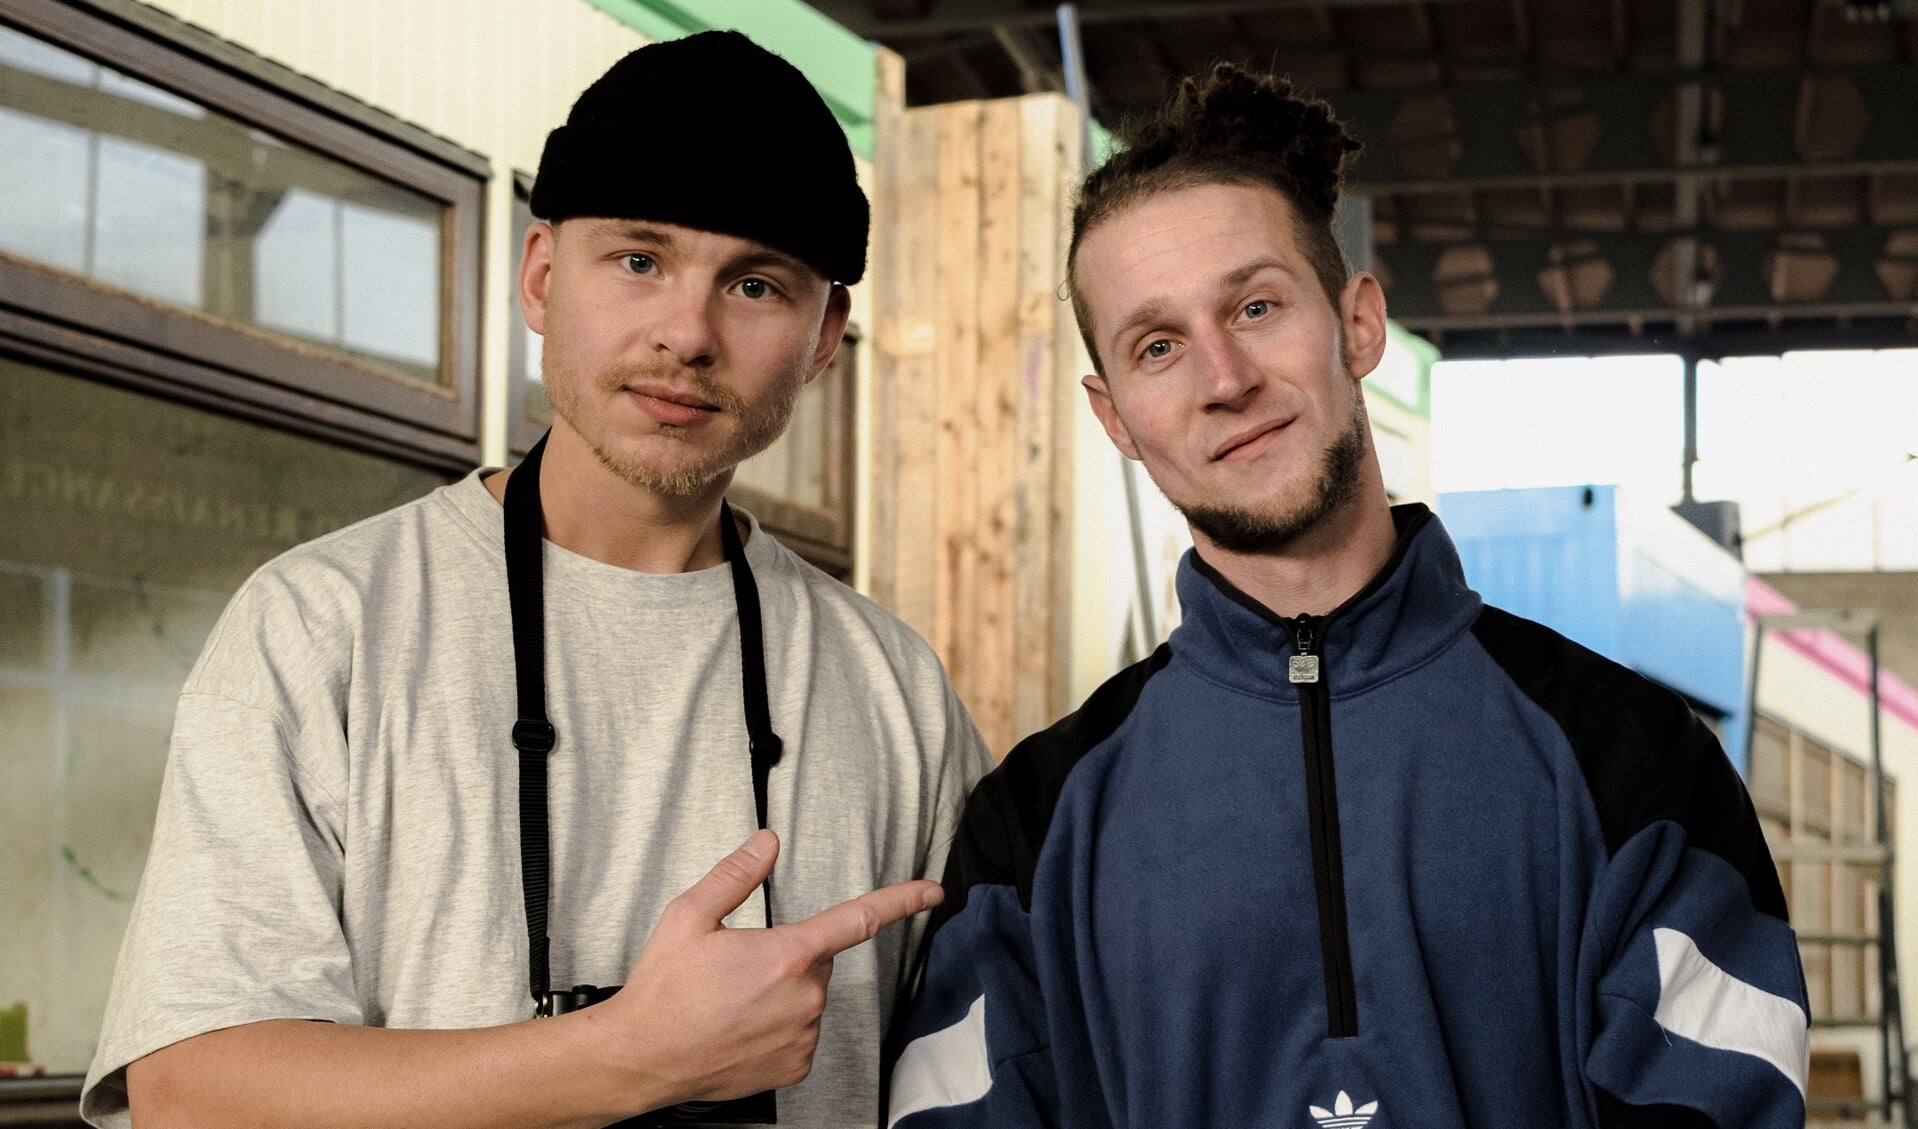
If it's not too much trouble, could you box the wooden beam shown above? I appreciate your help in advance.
[970,98,1023,753]
[880,105,945,638]
[1043,101,1089,724]
[934,103,983,694]
[1012,95,1070,740]
[866,48,907,613]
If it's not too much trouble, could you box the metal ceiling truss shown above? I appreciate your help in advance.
[1378,221,1918,324]
[1337,64,1918,194]
[1411,315,1918,359]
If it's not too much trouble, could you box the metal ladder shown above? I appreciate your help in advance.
[1746,609,1911,1126]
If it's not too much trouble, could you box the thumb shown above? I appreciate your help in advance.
[668,829,779,932]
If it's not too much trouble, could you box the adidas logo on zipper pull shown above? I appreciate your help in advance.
[1310,1091,1379,1129]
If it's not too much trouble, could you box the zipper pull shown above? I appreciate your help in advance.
[1289,619,1321,685]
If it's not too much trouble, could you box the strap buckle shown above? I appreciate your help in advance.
[513,718,557,755]
[752,732,783,769]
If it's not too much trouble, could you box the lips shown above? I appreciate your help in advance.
[625,384,719,427]
[1212,417,1292,461]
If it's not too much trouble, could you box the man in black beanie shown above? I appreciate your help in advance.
[89,30,990,1129]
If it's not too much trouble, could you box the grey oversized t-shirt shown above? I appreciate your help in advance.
[82,472,991,1128]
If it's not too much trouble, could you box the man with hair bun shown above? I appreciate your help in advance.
[84,31,989,1129]
[887,62,1806,1129]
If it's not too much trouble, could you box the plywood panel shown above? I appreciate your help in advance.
[1013,95,1064,739]
[865,48,905,610]
[971,98,1024,752]
[882,106,944,640]
[866,94,1089,754]
[1047,102,1088,724]
[934,103,983,687]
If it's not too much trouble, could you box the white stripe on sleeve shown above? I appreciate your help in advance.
[888,995,992,1127]
[1652,926,1809,1095]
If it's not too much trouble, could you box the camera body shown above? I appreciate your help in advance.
[538,984,777,1126]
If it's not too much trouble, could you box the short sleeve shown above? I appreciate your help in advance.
[80,690,360,1128]
[894,680,994,998]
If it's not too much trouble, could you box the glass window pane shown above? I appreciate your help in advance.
[93,135,205,308]
[254,188,340,341]
[507,186,552,441]
[0,104,91,272]
[0,356,446,1075]
[95,68,203,119]
[0,23,94,85]
[527,327,546,407]
[0,22,446,385]
[340,202,439,369]
[734,376,831,508]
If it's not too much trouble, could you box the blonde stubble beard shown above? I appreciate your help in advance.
[540,345,805,498]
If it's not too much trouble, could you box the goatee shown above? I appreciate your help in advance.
[1176,397,1369,554]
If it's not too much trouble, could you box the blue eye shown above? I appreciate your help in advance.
[1244,300,1270,318]
[739,278,770,299]
[622,254,655,275]
[1144,340,1174,359]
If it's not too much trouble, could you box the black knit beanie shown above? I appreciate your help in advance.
[530,30,869,285]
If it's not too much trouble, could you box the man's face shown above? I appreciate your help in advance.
[519,218,850,495]
[1075,182,1388,553]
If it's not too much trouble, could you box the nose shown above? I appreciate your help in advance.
[649,283,718,368]
[1193,327,1261,412]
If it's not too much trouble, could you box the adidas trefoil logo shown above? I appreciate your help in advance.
[1310,1090,1380,1129]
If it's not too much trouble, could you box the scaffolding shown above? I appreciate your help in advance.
[1747,609,1910,1125]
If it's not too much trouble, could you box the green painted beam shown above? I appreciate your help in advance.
[1088,118,1116,166]
[583,0,878,158]
[1376,321,1438,417]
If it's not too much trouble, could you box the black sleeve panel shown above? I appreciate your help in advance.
[1469,605,1788,924]
[932,642,1174,926]
[879,644,1173,1103]
[1593,1087,1721,1128]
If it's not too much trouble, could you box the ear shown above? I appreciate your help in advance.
[518,221,558,336]
[805,283,854,383]
[1082,373,1142,461]
[1339,272,1389,381]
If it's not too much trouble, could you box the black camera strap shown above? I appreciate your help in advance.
[505,430,783,1005]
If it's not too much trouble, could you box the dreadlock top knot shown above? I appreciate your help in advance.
[1114,62,1361,220]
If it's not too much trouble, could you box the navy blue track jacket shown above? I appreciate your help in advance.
[885,505,1808,1129]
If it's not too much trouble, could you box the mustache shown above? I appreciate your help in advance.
[601,362,747,414]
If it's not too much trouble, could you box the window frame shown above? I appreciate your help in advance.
[507,171,551,457]
[727,327,859,577]
[0,0,488,467]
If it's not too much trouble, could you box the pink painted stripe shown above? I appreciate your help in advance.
[1747,577,1918,731]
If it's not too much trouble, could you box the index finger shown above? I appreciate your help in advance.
[784,880,944,961]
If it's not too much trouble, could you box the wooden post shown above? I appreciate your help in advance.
[865,47,904,611]
[934,103,983,692]
[973,97,1023,750]
[865,94,1089,756]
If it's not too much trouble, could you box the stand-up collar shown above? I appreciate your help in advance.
[1173,504,1483,701]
